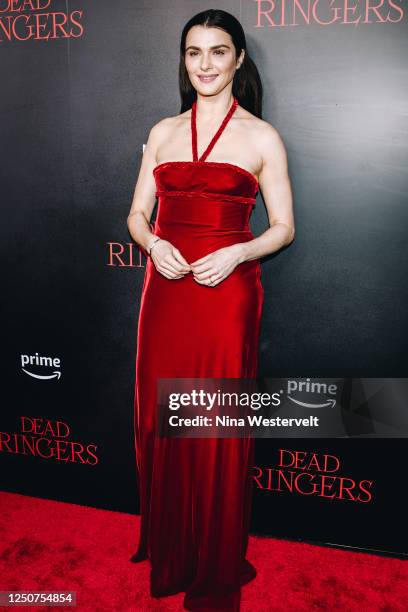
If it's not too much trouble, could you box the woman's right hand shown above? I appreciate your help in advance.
[150,239,191,279]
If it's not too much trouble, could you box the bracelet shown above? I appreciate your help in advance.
[148,236,161,256]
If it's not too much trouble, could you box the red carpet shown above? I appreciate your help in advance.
[0,491,406,611]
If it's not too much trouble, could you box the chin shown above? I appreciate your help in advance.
[194,82,225,95]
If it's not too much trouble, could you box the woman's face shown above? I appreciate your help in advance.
[185,25,244,96]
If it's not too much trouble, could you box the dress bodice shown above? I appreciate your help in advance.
[150,97,259,261]
[153,96,258,207]
[153,160,258,206]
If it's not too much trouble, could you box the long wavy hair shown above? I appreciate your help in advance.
[179,9,263,118]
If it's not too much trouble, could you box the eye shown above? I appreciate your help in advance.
[188,51,198,56]
[214,50,225,55]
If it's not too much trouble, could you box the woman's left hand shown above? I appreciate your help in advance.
[190,244,245,287]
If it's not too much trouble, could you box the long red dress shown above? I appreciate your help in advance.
[131,96,264,611]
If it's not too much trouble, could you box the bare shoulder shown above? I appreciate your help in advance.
[146,111,189,161]
[236,105,287,165]
[148,110,189,140]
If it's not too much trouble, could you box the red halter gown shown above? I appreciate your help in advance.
[131,96,264,611]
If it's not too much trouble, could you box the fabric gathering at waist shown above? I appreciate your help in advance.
[155,189,256,206]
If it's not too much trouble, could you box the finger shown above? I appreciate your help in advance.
[153,254,188,277]
[193,276,220,286]
[190,260,214,273]
[169,254,191,273]
[193,269,219,281]
[162,256,189,274]
[173,248,191,268]
[160,271,184,280]
[160,261,188,276]
[190,253,211,267]
[158,264,185,279]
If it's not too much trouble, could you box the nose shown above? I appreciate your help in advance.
[200,53,212,71]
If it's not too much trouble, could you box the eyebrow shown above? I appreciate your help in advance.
[185,44,230,52]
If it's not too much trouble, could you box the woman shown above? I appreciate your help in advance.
[127,8,294,611]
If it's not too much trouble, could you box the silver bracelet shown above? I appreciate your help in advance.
[148,236,161,256]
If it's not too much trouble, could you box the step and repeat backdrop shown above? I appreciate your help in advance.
[1,1,407,557]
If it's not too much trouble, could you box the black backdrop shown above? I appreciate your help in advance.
[1,0,407,557]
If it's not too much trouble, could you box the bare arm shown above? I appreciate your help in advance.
[126,122,163,255]
[127,119,191,278]
[189,123,295,285]
[236,123,295,264]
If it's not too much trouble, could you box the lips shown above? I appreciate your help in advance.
[198,75,218,82]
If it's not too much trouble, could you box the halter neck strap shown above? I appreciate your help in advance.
[191,96,238,163]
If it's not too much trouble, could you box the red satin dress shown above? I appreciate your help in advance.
[131,96,264,611]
